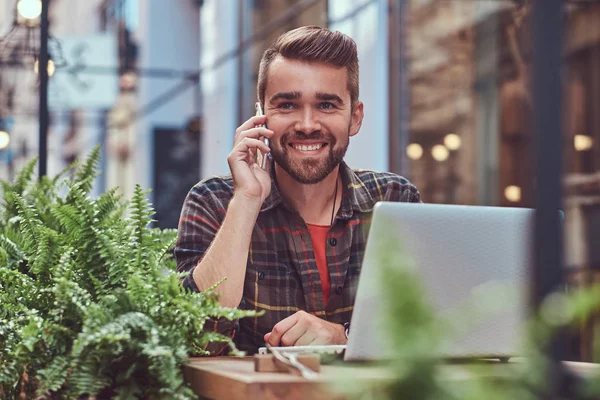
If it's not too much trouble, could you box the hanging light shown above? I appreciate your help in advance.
[444,133,462,151]
[0,1,65,72]
[34,59,55,77]
[574,135,593,152]
[504,185,522,203]
[406,143,423,160]
[17,0,42,20]
[431,144,449,162]
[0,130,10,150]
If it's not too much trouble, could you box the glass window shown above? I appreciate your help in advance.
[391,0,600,361]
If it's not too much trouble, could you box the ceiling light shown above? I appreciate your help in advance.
[406,143,423,160]
[34,59,55,77]
[444,133,462,151]
[17,0,42,20]
[431,145,449,162]
[504,185,521,203]
[0,131,10,150]
[574,135,593,152]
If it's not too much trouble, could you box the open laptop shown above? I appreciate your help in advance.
[345,202,537,362]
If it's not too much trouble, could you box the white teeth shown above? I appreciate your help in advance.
[294,144,323,151]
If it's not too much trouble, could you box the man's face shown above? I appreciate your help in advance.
[264,57,363,184]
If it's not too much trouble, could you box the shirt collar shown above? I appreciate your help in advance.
[260,161,375,218]
[337,161,375,218]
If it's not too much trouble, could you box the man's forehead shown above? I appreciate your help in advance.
[269,55,343,68]
[265,57,349,98]
[267,56,347,77]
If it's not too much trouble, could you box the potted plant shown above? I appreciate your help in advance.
[0,147,255,399]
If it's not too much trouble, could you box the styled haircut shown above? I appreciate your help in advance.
[257,26,359,107]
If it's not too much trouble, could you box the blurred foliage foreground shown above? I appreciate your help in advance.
[0,147,257,399]
[333,226,600,400]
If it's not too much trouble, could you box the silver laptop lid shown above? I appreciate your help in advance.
[345,203,534,361]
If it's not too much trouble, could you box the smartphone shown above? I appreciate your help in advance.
[255,102,271,170]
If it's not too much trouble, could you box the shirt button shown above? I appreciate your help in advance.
[336,286,343,295]
[329,237,337,246]
[258,272,265,280]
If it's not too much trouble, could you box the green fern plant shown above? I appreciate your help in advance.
[0,147,256,399]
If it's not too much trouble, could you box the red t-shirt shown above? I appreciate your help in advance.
[306,223,331,305]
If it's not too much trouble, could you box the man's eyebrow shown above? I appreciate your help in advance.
[269,91,301,102]
[316,92,344,105]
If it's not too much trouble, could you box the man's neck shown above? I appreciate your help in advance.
[274,163,341,226]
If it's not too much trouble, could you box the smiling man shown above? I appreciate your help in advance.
[175,26,421,354]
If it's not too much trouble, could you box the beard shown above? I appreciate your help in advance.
[270,128,350,184]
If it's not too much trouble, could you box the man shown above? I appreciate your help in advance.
[175,26,421,355]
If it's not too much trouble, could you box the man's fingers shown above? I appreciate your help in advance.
[235,115,268,137]
[264,312,345,348]
[307,335,330,346]
[237,127,274,141]
[233,137,270,156]
[279,321,309,347]
[294,330,317,347]
[266,313,299,346]
[234,127,274,150]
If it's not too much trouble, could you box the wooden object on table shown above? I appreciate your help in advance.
[254,353,321,373]
[184,357,390,400]
[183,357,600,400]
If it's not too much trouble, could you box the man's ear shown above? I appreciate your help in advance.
[349,101,364,137]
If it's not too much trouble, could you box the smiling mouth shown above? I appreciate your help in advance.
[290,143,327,152]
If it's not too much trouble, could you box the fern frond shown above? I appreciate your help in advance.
[30,227,60,278]
[52,277,93,319]
[51,204,84,233]
[157,236,177,264]
[71,145,101,196]
[0,233,25,262]
[0,267,33,301]
[52,247,75,280]
[0,180,12,215]
[0,178,11,198]
[94,187,122,223]
[72,311,156,356]
[11,157,38,195]
[12,193,41,252]
[67,353,112,398]
[0,246,7,267]
[37,355,70,393]
[129,185,154,270]
[51,157,79,187]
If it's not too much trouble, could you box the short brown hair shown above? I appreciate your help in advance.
[257,26,359,107]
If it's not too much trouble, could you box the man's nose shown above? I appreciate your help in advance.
[294,107,321,134]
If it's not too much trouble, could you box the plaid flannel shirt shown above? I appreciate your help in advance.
[175,161,421,354]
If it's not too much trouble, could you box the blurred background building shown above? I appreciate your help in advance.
[1,0,599,359]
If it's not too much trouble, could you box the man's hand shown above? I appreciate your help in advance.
[264,310,347,347]
[228,115,274,204]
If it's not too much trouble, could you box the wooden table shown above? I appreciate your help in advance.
[183,357,600,400]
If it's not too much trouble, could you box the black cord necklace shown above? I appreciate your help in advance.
[330,173,339,226]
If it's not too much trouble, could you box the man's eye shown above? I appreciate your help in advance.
[278,102,295,110]
[319,102,335,110]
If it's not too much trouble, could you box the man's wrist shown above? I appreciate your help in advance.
[231,193,263,212]
[338,322,348,345]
